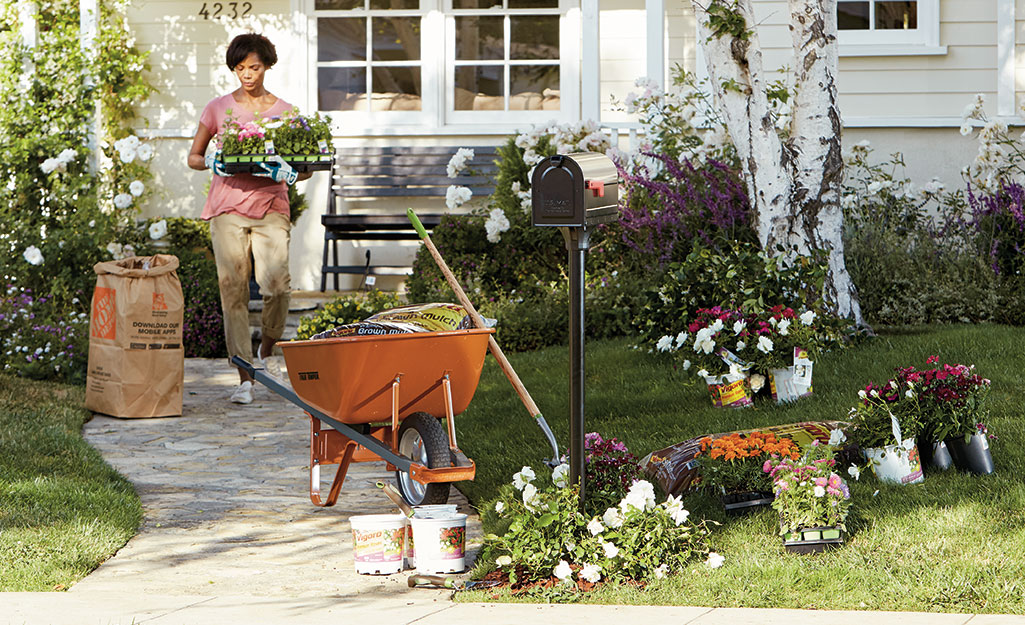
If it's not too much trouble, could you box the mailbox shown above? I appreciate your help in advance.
[531,152,619,228]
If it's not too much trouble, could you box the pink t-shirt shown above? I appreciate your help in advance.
[199,94,292,220]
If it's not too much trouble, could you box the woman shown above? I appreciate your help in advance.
[187,33,311,404]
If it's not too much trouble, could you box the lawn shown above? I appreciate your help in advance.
[453,324,1025,612]
[0,376,141,591]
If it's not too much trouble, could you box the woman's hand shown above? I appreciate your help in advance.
[204,153,234,177]
[254,155,298,185]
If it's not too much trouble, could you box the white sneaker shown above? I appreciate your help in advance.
[256,351,284,381]
[230,381,254,404]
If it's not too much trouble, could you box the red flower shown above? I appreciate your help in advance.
[926,355,939,364]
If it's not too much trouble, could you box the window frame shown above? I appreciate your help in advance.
[306,0,579,133]
[837,0,945,56]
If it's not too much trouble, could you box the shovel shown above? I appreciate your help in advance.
[407,574,501,591]
[408,208,561,467]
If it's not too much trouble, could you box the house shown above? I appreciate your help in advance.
[127,0,1016,291]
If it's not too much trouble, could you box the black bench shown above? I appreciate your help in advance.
[320,145,499,291]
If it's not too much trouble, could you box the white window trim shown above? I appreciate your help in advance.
[838,0,945,57]
[306,0,580,135]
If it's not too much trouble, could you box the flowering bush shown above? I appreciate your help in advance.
[743,305,830,371]
[0,286,89,382]
[482,464,714,587]
[574,432,642,515]
[694,431,801,494]
[767,440,852,535]
[898,356,991,443]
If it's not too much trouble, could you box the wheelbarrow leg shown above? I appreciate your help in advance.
[310,440,357,507]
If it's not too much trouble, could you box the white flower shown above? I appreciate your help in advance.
[813,485,826,497]
[748,373,765,392]
[800,310,816,326]
[122,244,135,258]
[602,541,619,559]
[129,180,145,196]
[847,465,860,481]
[512,466,535,490]
[602,507,624,529]
[113,193,133,209]
[496,555,512,567]
[522,483,539,508]
[447,147,475,178]
[856,139,871,149]
[40,158,62,174]
[587,518,604,536]
[696,368,709,380]
[777,318,791,335]
[923,178,945,195]
[484,207,510,243]
[445,185,473,209]
[552,463,570,489]
[495,500,505,513]
[663,494,690,525]
[511,181,521,194]
[682,359,691,370]
[148,219,167,240]
[736,341,747,351]
[553,560,572,581]
[706,552,725,569]
[870,389,879,398]
[579,563,602,583]
[693,327,716,354]
[757,335,774,353]
[654,563,668,579]
[619,479,656,515]
[23,246,43,266]
[858,389,867,399]
[114,135,140,162]
[828,429,847,446]
[106,242,123,259]
[656,335,674,352]
[709,319,724,333]
[733,319,746,334]
[960,122,973,136]
[136,143,154,161]
[905,390,915,399]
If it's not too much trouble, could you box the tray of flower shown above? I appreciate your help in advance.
[217,108,334,174]
[693,430,801,513]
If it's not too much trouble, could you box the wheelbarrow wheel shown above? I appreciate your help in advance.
[395,412,451,506]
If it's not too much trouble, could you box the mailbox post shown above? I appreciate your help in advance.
[530,152,619,507]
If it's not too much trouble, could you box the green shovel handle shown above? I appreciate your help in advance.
[407,208,428,239]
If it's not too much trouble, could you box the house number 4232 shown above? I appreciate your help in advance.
[198,2,253,19]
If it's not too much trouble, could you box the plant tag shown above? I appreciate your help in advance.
[793,347,813,386]
[265,140,275,155]
[318,139,329,154]
[365,276,377,286]
[716,347,752,370]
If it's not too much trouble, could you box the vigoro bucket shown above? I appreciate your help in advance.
[405,505,459,569]
[409,513,468,574]
[865,440,924,485]
[350,514,407,575]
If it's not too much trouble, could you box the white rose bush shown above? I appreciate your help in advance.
[482,463,714,589]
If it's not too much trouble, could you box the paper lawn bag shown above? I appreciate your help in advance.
[85,254,185,418]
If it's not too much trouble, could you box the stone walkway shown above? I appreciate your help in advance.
[71,357,478,600]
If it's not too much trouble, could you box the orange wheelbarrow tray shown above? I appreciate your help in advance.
[231,327,494,507]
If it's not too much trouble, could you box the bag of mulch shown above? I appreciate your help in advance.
[85,254,184,418]
[310,321,428,340]
[365,302,491,332]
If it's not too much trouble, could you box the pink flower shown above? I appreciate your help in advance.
[926,355,939,364]
[814,477,828,487]
[763,460,772,473]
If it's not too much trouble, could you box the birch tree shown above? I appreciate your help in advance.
[692,0,863,325]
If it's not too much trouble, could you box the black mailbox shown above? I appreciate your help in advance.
[531,152,619,228]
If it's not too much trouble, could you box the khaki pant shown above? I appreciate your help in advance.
[210,212,291,363]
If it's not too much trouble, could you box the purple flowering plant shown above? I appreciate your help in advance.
[561,432,642,515]
[0,286,89,383]
[766,441,852,535]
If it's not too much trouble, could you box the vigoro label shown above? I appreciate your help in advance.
[91,287,116,340]
[352,528,404,563]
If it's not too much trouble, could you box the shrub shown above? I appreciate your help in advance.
[294,290,405,340]
[575,432,642,516]
[0,287,89,383]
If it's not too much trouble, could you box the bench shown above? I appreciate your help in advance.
[320,145,500,291]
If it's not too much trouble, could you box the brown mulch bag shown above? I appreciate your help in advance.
[84,254,184,418]
[638,420,850,497]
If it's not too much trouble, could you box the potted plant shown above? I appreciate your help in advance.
[766,440,851,554]
[910,356,994,475]
[745,306,827,404]
[848,377,925,485]
[693,431,801,513]
[678,307,760,408]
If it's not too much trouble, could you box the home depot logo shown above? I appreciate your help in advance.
[91,287,116,340]
[152,292,167,311]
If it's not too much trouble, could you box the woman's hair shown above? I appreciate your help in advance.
[226,33,277,70]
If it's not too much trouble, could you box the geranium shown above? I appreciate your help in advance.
[693,430,801,494]
[767,442,852,535]
[900,357,992,443]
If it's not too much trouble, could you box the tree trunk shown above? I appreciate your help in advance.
[692,0,864,325]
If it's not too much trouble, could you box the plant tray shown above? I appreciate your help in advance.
[782,526,844,554]
[221,154,333,174]
[721,491,774,514]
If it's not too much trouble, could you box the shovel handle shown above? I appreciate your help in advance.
[408,574,457,589]
[375,481,414,518]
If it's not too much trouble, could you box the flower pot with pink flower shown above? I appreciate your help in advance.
[672,307,758,408]
[747,306,830,404]
[767,440,851,554]
[849,374,926,485]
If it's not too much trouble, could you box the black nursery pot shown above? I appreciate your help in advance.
[917,436,953,472]
[946,432,995,475]
[721,490,774,515]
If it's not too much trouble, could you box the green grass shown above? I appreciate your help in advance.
[0,376,141,591]
[453,324,1025,612]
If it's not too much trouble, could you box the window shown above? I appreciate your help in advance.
[837,0,941,53]
[311,0,576,130]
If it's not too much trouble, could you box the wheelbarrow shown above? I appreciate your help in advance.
[231,327,493,507]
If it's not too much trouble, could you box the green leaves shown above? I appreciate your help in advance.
[705,0,752,42]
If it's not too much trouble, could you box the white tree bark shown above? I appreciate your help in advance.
[692,0,864,324]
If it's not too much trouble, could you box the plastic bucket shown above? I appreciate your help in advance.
[769,365,813,404]
[409,513,468,574]
[350,514,407,575]
[864,440,924,485]
[406,504,459,569]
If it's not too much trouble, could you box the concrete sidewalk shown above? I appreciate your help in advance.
[3,358,1024,624]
